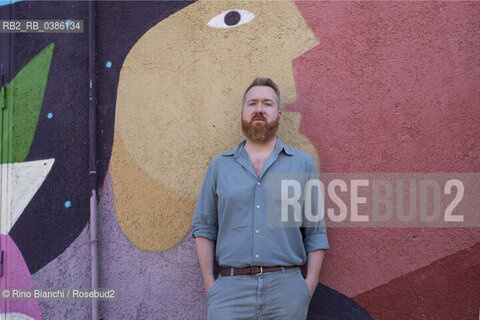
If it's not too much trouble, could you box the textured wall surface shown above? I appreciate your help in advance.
[0,0,479,319]
[292,3,480,316]
[1,1,91,277]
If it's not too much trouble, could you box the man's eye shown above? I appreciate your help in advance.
[207,9,255,29]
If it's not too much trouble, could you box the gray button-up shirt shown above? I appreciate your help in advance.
[191,137,329,268]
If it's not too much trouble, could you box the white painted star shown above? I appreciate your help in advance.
[0,313,35,320]
[0,159,54,235]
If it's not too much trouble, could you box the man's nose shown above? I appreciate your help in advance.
[254,103,265,112]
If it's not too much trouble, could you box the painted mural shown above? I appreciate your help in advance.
[2,1,91,276]
[1,42,56,320]
[0,1,479,320]
[111,0,321,251]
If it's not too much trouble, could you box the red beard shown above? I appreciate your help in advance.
[241,112,280,143]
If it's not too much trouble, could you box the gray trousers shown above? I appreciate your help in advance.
[207,267,311,320]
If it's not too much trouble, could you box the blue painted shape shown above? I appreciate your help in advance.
[106,61,112,68]
[0,0,23,7]
[307,283,373,320]
[64,201,71,208]
[47,113,53,119]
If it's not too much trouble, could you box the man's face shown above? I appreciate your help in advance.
[241,85,282,143]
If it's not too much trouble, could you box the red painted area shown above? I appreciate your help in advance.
[292,1,480,172]
[0,235,42,319]
[291,0,480,298]
[320,228,480,297]
[354,243,480,320]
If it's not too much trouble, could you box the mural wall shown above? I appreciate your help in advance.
[0,1,479,319]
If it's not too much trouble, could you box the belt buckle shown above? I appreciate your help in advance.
[255,266,263,275]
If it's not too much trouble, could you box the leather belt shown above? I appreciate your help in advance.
[219,265,299,276]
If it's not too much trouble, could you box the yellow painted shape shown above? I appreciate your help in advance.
[111,134,194,251]
[112,0,320,250]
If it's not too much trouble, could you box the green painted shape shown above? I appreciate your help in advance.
[0,86,6,163]
[5,43,55,164]
[0,86,4,109]
[1,83,13,164]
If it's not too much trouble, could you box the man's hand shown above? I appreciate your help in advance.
[305,249,326,297]
[204,277,215,296]
[304,276,318,297]
[195,237,216,297]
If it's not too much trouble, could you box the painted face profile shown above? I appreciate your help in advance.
[112,0,320,251]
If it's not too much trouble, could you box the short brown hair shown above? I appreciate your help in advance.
[242,77,281,109]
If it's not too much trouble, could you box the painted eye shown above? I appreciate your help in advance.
[207,9,255,29]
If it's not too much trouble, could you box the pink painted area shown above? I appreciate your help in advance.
[292,1,480,173]
[292,1,480,296]
[0,235,42,319]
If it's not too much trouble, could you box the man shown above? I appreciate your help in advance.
[191,78,329,320]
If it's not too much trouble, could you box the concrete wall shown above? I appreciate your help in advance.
[0,1,479,319]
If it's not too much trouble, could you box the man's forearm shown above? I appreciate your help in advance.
[305,249,326,294]
[195,236,216,295]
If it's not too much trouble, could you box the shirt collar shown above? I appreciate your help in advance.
[222,137,294,158]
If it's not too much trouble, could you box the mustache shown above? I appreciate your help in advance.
[251,113,267,122]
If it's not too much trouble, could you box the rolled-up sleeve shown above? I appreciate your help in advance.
[191,161,218,240]
[302,157,329,252]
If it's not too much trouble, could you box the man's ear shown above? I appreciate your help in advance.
[278,110,282,123]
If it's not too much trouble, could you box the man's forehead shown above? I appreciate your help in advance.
[245,85,277,100]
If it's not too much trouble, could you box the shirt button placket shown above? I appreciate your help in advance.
[253,179,262,263]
